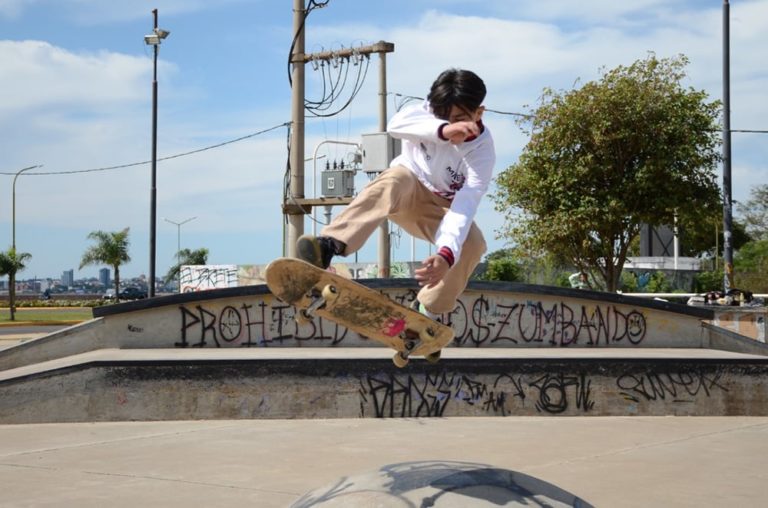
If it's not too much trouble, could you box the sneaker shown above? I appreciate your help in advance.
[296,235,343,269]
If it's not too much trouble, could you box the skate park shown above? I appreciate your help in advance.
[1,278,767,506]
[3,1,768,505]
[2,278,768,423]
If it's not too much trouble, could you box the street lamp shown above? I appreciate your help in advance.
[164,216,197,261]
[12,165,42,250]
[144,8,170,298]
[164,216,196,291]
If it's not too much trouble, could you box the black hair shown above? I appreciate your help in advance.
[427,68,487,120]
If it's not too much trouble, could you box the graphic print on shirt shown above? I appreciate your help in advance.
[419,142,432,161]
[439,165,466,198]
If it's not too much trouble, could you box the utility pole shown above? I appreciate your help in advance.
[377,50,390,278]
[722,0,734,291]
[284,0,394,272]
[286,0,306,258]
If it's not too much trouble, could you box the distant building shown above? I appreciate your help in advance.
[61,269,74,288]
[99,268,110,288]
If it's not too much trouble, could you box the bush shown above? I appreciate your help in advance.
[695,270,724,293]
[0,299,105,308]
[620,271,639,292]
[480,258,522,282]
[646,271,673,293]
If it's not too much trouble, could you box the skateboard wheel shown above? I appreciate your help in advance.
[425,350,441,364]
[393,352,409,368]
[419,327,436,343]
[321,284,339,303]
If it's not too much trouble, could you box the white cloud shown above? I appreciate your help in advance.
[3,1,768,277]
[0,41,152,115]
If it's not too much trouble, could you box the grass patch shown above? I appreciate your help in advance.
[0,307,93,324]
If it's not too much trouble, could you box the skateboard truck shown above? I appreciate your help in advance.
[297,284,339,324]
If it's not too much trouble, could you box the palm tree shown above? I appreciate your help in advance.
[80,228,131,301]
[166,247,209,291]
[0,247,32,321]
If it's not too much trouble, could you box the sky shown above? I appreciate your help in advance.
[0,0,766,281]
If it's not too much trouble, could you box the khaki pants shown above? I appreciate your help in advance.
[322,165,487,314]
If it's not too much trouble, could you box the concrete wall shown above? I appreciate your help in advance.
[0,281,724,372]
[103,289,706,350]
[2,353,767,423]
[712,308,766,344]
[100,281,715,352]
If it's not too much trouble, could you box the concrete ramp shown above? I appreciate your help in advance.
[2,280,767,423]
[2,348,767,423]
[2,280,766,373]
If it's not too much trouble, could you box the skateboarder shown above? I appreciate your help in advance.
[297,68,495,322]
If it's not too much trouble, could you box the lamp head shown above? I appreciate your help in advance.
[144,28,170,46]
[144,34,160,45]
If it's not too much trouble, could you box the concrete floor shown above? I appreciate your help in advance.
[1,417,766,507]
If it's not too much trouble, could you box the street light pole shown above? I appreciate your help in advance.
[12,165,42,250]
[144,9,170,298]
[722,0,734,292]
[164,216,197,261]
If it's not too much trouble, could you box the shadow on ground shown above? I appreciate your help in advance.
[292,460,593,507]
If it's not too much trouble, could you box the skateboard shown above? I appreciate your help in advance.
[264,257,454,367]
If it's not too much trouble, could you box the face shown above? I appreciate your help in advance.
[447,104,485,124]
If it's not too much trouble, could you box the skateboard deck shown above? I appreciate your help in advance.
[265,257,454,367]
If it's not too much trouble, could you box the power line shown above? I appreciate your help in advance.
[0,122,290,176]
[390,93,768,130]
[389,92,531,118]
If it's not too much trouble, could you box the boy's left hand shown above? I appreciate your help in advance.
[415,255,449,288]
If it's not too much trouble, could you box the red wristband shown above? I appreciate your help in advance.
[437,246,455,267]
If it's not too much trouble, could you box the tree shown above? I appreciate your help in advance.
[494,54,722,291]
[737,184,768,241]
[80,228,131,300]
[165,248,209,289]
[0,248,32,321]
[734,239,768,292]
[682,214,751,258]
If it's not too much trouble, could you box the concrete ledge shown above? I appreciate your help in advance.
[1,348,767,423]
[93,280,715,319]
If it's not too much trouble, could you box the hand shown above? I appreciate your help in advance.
[442,121,480,144]
[414,255,449,288]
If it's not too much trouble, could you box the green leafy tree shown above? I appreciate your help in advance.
[734,239,768,292]
[737,184,768,241]
[480,248,572,285]
[0,247,32,321]
[165,248,209,289]
[80,228,131,300]
[494,54,721,291]
[683,214,751,258]
[480,256,522,282]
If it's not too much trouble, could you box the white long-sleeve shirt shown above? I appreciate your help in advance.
[387,101,496,264]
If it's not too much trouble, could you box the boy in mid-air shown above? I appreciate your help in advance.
[297,68,495,322]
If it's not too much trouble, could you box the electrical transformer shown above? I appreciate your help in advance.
[321,169,355,197]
